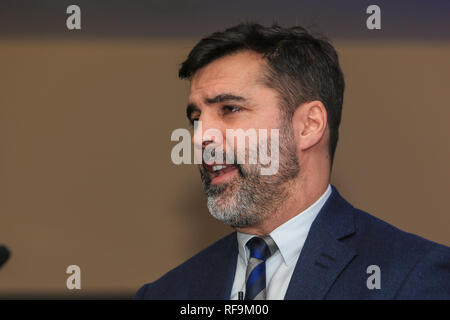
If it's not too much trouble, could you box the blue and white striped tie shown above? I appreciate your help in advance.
[244,236,278,300]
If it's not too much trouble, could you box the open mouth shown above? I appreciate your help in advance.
[204,163,239,184]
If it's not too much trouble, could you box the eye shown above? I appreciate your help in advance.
[223,105,241,114]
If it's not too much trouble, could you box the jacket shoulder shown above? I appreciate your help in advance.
[348,208,450,298]
[353,208,447,255]
[134,232,236,299]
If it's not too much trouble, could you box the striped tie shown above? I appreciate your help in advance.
[244,236,278,300]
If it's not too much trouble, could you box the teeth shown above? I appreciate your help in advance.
[212,165,227,171]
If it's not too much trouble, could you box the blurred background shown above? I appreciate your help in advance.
[0,0,449,298]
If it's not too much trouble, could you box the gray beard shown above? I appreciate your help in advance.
[199,125,299,228]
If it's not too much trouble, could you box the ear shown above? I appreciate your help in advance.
[292,100,328,151]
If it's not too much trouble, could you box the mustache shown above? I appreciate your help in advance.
[202,148,238,165]
[201,147,260,169]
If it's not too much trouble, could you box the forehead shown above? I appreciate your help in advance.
[189,51,266,101]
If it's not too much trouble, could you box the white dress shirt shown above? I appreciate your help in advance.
[230,184,332,300]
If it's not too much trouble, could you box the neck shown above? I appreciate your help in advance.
[235,176,329,236]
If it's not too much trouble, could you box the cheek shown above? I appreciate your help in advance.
[260,108,282,127]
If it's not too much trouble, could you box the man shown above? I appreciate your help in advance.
[135,23,450,299]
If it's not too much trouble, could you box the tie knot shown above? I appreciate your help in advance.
[246,236,277,261]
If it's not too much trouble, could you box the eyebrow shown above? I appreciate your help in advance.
[205,93,246,104]
[186,93,247,120]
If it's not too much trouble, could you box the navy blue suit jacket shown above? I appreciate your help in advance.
[135,185,450,299]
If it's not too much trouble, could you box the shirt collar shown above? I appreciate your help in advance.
[236,184,332,267]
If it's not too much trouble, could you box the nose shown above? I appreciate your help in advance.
[192,113,225,165]
[192,121,208,148]
[192,113,223,148]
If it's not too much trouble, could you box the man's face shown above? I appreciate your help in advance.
[187,51,299,228]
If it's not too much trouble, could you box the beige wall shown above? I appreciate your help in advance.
[0,39,449,297]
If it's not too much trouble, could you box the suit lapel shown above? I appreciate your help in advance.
[284,185,357,300]
[191,232,239,299]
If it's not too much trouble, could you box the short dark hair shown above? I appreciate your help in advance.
[179,22,345,166]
